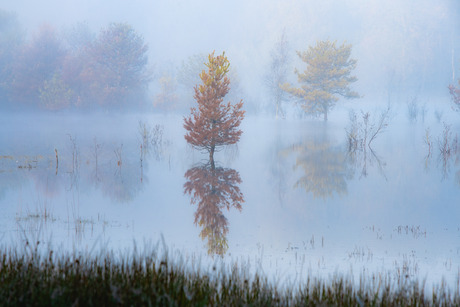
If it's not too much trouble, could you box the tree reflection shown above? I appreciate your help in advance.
[437,124,459,181]
[284,138,351,199]
[269,136,289,206]
[184,162,243,256]
[86,144,145,203]
[425,123,460,183]
[346,142,387,180]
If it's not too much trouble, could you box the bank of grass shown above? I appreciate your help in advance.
[0,244,459,306]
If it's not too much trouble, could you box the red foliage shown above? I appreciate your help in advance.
[7,22,150,109]
[184,51,244,161]
[184,163,244,256]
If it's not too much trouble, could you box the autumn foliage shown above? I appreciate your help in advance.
[184,163,243,256]
[285,139,349,199]
[79,23,150,107]
[282,40,359,121]
[184,51,244,162]
[1,19,150,110]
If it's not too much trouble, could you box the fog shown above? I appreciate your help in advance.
[2,0,459,112]
[1,0,460,294]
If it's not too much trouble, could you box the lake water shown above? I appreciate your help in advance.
[1,103,459,291]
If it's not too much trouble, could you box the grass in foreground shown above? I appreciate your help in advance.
[0,244,459,306]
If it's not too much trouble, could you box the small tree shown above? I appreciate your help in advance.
[184,51,244,164]
[449,80,460,111]
[282,40,359,121]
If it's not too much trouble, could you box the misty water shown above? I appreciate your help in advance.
[1,100,459,290]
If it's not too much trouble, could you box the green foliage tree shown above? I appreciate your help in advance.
[282,40,359,121]
[184,51,244,165]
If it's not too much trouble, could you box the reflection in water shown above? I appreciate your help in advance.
[345,109,388,179]
[0,155,42,200]
[0,142,147,204]
[138,121,167,162]
[93,159,144,203]
[85,143,145,203]
[284,138,351,199]
[425,123,460,182]
[437,124,459,181]
[269,137,289,205]
[184,162,244,256]
[346,142,387,180]
[0,119,174,205]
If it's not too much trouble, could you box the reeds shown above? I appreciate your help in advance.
[0,243,459,306]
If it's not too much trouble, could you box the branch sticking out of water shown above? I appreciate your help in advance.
[346,105,391,151]
[54,148,58,175]
[368,105,391,146]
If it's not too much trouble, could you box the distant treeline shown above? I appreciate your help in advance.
[0,10,151,111]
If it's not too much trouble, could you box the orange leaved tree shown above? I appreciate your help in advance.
[184,51,244,165]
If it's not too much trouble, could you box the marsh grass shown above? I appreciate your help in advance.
[0,242,459,306]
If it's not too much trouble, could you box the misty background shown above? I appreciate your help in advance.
[1,0,459,115]
[1,0,460,289]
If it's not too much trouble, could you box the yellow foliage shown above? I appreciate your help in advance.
[282,40,359,120]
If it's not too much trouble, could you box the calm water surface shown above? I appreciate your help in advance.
[1,106,459,290]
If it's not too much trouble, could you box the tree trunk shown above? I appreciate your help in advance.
[209,145,215,169]
[324,110,328,121]
[210,157,215,170]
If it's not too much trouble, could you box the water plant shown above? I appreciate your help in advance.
[437,123,459,179]
[346,106,391,152]
[138,120,165,160]
[345,107,390,179]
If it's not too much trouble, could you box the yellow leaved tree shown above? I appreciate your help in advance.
[282,40,359,121]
